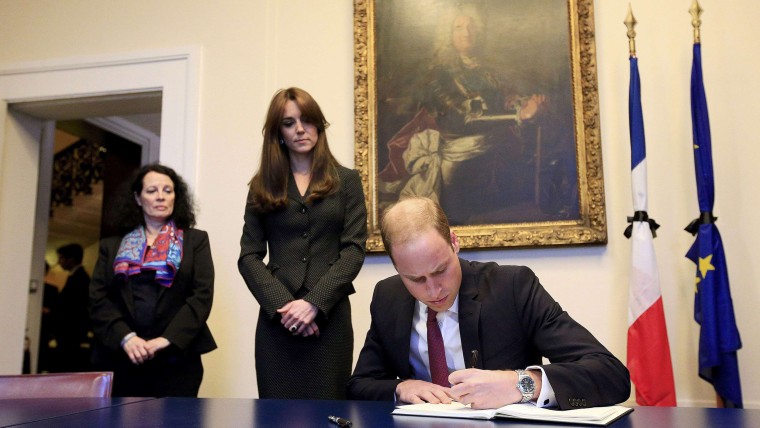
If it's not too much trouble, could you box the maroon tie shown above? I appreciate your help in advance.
[427,309,449,387]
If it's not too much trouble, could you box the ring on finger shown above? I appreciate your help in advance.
[289,324,299,332]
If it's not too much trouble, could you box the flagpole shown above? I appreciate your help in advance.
[625,5,637,58]
[691,6,718,402]
[690,0,703,44]
[623,4,677,407]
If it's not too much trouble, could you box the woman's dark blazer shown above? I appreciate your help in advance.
[89,228,217,358]
[238,166,367,319]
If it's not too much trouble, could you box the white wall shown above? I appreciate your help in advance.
[0,0,758,407]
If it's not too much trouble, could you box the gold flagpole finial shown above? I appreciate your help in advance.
[625,4,637,57]
[690,0,703,43]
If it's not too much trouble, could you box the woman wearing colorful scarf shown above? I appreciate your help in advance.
[90,163,216,397]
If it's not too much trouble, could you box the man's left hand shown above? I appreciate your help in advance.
[449,369,540,409]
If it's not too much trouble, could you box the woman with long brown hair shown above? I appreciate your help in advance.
[239,87,367,399]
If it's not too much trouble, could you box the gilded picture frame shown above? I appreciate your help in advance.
[354,0,606,252]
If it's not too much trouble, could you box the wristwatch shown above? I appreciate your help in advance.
[515,369,535,403]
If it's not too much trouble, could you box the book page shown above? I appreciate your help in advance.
[393,402,633,425]
[393,402,497,419]
[496,403,633,424]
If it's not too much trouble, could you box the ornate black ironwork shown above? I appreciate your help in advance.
[50,139,106,212]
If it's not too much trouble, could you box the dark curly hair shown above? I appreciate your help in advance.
[108,163,196,235]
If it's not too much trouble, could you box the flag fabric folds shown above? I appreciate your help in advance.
[685,42,743,408]
[625,56,677,406]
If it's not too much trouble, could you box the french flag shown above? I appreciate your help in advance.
[625,54,677,406]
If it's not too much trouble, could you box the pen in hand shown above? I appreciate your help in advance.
[328,415,352,427]
[470,350,478,368]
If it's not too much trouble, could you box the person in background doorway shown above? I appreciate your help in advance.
[90,163,216,397]
[37,261,60,373]
[239,87,367,399]
[23,331,31,374]
[54,243,92,372]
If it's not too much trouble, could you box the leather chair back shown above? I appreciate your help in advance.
[0,372,113,398]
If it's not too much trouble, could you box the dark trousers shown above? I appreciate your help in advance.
[98,347,203,397]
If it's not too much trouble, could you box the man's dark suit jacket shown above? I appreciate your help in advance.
[56,265,92,371]
[347,259,631,409]
[89,228,217,359]
[56,265,91,347]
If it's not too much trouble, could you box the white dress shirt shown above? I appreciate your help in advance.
[408,298,557,408]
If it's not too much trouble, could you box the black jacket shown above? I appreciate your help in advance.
[347,259,631,409]
[89,228,217,358]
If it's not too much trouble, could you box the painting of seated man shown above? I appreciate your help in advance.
[374,0,579,226]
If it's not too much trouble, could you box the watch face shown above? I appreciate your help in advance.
[519,376,535,393]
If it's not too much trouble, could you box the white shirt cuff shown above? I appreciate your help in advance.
[120,332,137,348]
[527,365,557,408]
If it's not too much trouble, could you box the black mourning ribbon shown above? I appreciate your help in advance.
[684,211,717,236]
[624,211,661,239]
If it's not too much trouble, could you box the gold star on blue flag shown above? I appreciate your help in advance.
[698,255,715,280]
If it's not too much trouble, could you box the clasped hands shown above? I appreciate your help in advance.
[395,369,540,410]
[122,335,170,365]
[278,299,320,337]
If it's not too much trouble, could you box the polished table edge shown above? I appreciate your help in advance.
[5,398,760,427]
[0,397,156,427]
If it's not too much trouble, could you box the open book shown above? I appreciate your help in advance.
[392,402,633,426]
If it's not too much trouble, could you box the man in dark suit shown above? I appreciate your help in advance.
[347,197,630,409]
[55,243,92,372]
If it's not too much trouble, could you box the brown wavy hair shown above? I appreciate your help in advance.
[248,87,341,212]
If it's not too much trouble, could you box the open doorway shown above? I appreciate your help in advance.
[11,96,161,373]
[35,119,150,373]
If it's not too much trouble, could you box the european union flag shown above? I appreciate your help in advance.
[685,42,743,408]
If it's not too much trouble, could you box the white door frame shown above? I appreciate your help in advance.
[86,116,161,167]
[0,47,200,374]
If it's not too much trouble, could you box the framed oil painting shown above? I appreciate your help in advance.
[354,0,607,252]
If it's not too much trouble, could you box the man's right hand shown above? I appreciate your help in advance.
[396,379,454,404]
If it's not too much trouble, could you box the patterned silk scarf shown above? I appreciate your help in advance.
[114,221,184,287]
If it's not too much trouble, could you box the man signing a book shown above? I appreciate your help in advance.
[346,197,630,409]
